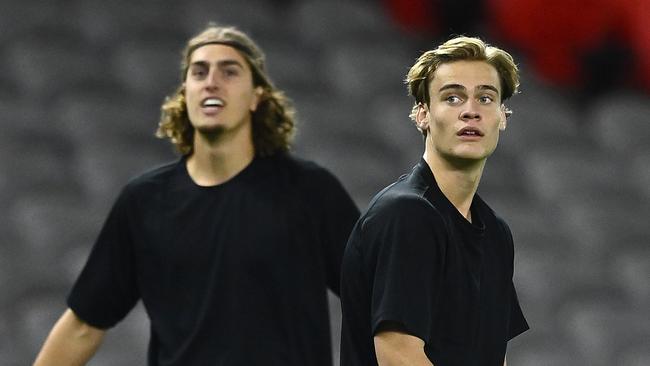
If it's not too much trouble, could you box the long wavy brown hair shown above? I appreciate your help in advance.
[156,25,295,156]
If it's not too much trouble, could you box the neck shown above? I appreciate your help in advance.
[186,126,255,186]
[423,149,486,222]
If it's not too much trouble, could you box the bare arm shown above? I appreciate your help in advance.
[33,308,105,366]
[374,329,434,366]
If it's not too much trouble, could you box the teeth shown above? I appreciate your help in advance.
[202,98,223,107]
[459,129,482,136]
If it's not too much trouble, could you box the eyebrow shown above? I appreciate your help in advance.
[189,59,245,69]
[438,83,500,95]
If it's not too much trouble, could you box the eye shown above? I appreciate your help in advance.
[478,95,494,104]
[190,66,207,79]
[445,95,462,105]
[223,67,240,78]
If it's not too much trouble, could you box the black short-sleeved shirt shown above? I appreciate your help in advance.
[67,153,360,366]
[340,159,528,366]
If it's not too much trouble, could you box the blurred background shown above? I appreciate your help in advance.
[1,0,649,365]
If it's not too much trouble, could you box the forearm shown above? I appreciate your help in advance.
[33,309,105,366]
[376,347,434,366]
[374,331,434,366]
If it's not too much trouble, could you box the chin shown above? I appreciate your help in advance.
[451,148,485,158]
[456,144,497,160]
[195,124,227,135]
[444,150,493,166]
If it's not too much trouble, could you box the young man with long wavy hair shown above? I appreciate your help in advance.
[35,24,359,366]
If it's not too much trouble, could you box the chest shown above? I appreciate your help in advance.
[435,225,513,346]
[132,186,317,280]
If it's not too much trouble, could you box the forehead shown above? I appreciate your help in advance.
[430,60,501,92]
[189,44,250,69]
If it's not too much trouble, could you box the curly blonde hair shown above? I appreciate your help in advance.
[405,36,519,135]
[156,25,295,156]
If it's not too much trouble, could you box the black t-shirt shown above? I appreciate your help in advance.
[340,159,528,366]
[67,153,360,366]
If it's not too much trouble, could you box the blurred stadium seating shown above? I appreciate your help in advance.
[1,0,648,365]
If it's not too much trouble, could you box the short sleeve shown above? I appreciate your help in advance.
[311,168,360,295]
[497,217,530,340]
[508,282,529,340]
[67,185,140,329]
[365,196,447,344]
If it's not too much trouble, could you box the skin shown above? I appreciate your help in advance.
[374,60,508,366]
[33,309,105,365]
[184,44,262,186]
[419,60,506,164]
[417,60,506,221]
[375,330,434,366]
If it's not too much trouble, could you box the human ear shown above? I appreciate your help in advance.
[415,103,429,131]
[499,117,507,131]
[499,105,508,131]
[250,86,264,112]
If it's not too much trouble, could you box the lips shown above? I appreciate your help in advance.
[457,127,484,137]
[200,97,225,116]
[201,97,224,108]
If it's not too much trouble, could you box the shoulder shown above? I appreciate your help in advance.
[274,153,336,177]
[368,174,439,217]
[120,159,180,198]
[348,182,449,257]
[494,214,513,238]
[362,182,445,233]
[371,187,430,215]
[270,153,346,188]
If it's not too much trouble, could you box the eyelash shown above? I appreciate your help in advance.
[445,95,462,104]
[444,95,494,104]
[479,95,493,104]
[190,68,240,79]
[223,68,238,77]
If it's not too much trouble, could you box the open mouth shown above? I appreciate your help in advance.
[457,127,483,137]
[202,98,224,108]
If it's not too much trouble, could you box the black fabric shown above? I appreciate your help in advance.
[340,158,528,366]
[68,153,360,366]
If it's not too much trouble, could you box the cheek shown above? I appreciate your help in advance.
[239,89,257,111]
[184,90,201,120]
[487,129,501,151]
[432,117,453,134]
[184,87,198,107]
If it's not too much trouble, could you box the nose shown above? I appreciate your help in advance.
[460,100,481,121]
[205,69,221,90]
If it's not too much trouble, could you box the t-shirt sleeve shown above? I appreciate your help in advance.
[508,282,529,340]
[312,168,360,295]
[498,217,529,340]
[67,185,140,329]
[365,196,447,344]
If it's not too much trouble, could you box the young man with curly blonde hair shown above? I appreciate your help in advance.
[340,36,528,366]
[35,24,359,366]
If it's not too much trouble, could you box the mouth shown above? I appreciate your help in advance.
[457,127,484,137]
[201,97,225,108]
